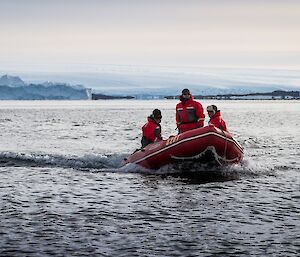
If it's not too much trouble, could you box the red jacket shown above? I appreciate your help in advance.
[176,96,205,133]
[208,111,228,132]
[142,116,162,143]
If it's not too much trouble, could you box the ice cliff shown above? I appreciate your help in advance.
[0,75,90,100]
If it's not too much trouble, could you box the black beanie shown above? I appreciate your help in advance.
[152,109,162,118]
[182,88,190,95]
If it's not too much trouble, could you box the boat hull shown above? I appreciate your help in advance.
[121,126,244,170]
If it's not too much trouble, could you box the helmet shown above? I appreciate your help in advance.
[207,105,218,114]
[152,109,162,119]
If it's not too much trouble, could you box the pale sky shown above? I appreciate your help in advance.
[1,0,300,71]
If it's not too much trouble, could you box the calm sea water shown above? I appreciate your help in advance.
[0,100,299,256]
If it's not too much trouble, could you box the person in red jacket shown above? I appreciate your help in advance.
[141,109,163,148]
[176,88,205,133]
[207,105,228,132]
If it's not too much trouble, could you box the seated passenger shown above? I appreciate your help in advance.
[141,109,162,148]
[207,105,228,132]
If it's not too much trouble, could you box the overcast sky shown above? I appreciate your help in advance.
[1,0,300,72]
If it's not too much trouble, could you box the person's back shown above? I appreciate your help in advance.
[207,105,228,132]
[176,88,205,133]
[141,109,162,148]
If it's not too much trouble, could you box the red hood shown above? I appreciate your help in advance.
[211,110,221,118]
[147,116,160,125]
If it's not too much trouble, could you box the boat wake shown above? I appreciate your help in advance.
[0,151,126,171]
[120,154,276,183]
[0,151,275,180]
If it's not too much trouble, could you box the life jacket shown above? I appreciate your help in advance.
[141,116,162,147]
[176,96,205,133]
[208,111,228,132]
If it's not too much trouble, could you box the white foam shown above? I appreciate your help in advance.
[0,151,125,170]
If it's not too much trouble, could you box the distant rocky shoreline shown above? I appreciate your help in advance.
[165,90,300,100]
[91,93,134,100]
[92,90,300,100]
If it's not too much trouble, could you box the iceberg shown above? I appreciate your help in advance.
[0,75,90,100]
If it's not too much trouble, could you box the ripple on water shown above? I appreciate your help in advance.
[0,100,300,256]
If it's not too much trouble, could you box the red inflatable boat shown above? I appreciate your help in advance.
[121,125,244,170]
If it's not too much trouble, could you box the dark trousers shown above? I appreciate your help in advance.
[141,136,153,148]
